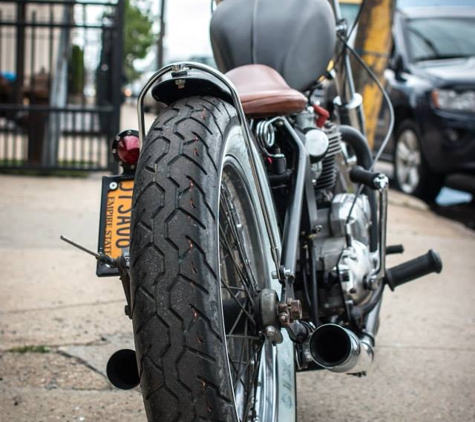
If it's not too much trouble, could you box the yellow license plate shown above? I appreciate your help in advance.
[97,177,134,276]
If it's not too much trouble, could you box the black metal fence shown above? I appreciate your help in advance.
[0,0,124,172]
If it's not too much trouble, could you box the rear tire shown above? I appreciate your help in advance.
[130,96,295,422]
[394,120,444,202]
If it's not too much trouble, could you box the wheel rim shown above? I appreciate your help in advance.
[219,159,276,422]
[395,129,421,194]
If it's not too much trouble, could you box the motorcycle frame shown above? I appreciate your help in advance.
[137,62,314,302]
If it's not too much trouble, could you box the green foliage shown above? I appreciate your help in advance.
[69,44,85,95]
[124,0,156,82]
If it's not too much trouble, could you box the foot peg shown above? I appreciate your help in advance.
[385,249,442,291]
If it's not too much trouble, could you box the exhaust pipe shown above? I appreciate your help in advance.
[106,349,140,390]
[308,324,373,374]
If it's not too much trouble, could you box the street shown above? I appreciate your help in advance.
[0,173,474,421]
[1,0,474,417]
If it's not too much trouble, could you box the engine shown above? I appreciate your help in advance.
[313,193,374,318]
[251,106,440,374]
[295,112,375,322]
[254,107,376,324]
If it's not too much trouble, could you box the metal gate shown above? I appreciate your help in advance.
[0,0,124,172]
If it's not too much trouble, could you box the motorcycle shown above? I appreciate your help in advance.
[62,0,443,420]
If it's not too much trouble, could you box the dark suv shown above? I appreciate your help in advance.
[374,5,475,201]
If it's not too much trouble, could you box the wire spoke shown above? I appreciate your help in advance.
[221,279,256,327]
[219,173,269,421]
[220,187,260,292]
[227,307,245,336]
[220,234,256,312]
[220,225,251,286]
[235,315,249,390]
[242,344,264,419]
[233,350,256,390]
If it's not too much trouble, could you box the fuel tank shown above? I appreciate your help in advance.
[210,0,336,92]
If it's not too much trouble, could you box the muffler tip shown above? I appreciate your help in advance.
[106,349,140,390]
[309,324,353,368]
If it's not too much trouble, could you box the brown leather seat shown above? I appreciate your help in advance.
[226,65,307,118]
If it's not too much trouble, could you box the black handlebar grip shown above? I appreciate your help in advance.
[386,244,405,255]
[349,166,382,190]
[385,249,443,291]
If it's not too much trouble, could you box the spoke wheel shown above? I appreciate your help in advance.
[219,160,275,421]
[130,96,295,422]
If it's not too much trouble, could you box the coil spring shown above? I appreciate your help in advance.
[255,120,276,149]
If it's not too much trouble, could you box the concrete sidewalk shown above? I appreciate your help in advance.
[0,174,474,421]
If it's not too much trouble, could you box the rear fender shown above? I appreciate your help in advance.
[150,71,233,106]
[137,63,241,145]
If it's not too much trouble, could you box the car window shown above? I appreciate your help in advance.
[406,17,475,62]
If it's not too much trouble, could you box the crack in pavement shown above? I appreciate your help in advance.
[0,299,126,315]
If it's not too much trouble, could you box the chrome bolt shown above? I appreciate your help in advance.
[264,326,283,344]
[264,326,277,341]
[109,182,118,190]
[367,276,379,290]
[375,175,389,190]
[176,79,186,89]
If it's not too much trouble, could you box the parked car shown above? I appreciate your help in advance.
[337,1,475,201]
[373,5,475,201]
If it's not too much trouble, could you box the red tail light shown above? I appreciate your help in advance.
[117,135,140,164]
[112,130,140,169]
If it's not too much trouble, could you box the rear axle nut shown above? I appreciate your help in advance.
[287,299,302,321]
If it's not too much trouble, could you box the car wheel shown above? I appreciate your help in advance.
[394,120,444,202]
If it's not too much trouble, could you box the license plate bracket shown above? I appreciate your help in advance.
[97,175,134,277]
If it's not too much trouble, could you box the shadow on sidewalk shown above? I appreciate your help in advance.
[430,201,475,231]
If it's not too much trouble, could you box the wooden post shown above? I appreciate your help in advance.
[353,0,396,147]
